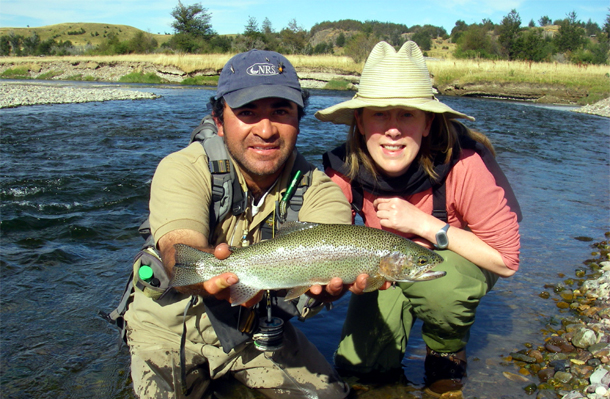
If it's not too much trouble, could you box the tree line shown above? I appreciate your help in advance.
[1,2,608,66]
[452,10,609,64]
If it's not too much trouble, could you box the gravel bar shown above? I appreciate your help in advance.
[0,82,160,108]
[572,97,610,118]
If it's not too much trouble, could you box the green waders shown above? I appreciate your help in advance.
[334,250,499,374]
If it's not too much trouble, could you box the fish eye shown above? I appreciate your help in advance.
[417,257,428,266]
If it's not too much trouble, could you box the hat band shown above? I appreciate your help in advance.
[353,93,436,101]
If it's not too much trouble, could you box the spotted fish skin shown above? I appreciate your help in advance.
[170,222,445,306]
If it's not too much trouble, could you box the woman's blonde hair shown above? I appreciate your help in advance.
[344,110,495,181]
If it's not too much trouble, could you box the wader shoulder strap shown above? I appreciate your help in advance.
[350,183,365,223]
[432,181,448,223]
[190,115,247,235]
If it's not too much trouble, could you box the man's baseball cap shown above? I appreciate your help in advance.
[215,49,303,108]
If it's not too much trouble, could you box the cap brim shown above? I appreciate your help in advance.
[315,96,475,125]
[223,85,304,108]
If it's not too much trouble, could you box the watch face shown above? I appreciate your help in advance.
[436,233,448,248]
[436,226,449,249]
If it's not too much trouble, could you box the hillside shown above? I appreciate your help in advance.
[1,22,460,58]
[0,23,171,48]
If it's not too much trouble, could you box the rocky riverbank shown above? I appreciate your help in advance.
[505,236,610,399]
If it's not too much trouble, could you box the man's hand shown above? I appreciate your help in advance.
[209,243,263,307]
[213,243,231,260]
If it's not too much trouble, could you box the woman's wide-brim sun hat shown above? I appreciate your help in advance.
[315,41,474,125]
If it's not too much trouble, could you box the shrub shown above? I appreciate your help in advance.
[66,74,84,80]
[1,67,30,79]
[344,33,378,63]
[180,75,219,85]
[324,79,351,90]
[36,70,64,80]
[119,72,165,84]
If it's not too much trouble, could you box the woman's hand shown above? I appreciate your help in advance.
[374,197,437,236]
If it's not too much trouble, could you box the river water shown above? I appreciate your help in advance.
[1,82,608,399]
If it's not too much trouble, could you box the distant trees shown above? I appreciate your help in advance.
[279,19,308,54]
[166,1,216,52]
[1,6,607,66]
[449,9,608,65]
[92,31,158,55]
[171,1,214,38]
[0,31,75,56]
[555,11,586,52]
[454,24,497,58]
[498,9,522,60]
[539,16,552,27]
[335,32,346,47]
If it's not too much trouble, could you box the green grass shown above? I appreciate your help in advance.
[118,71,166,84]
[180,75,219,86]
[36,70,64,80]
[324,78,352,90]
[1,67,30,79]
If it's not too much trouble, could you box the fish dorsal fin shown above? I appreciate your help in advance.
[274,221,318,238]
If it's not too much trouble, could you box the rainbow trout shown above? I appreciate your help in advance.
[170,222,445,306]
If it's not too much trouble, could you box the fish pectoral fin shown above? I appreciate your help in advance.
[396,271,447,283]
[363,275,387,292]
[285,286,311,301]
[229,283,261,307]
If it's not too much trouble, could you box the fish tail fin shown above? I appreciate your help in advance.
[169,244,215,288]
[170,264,206,288]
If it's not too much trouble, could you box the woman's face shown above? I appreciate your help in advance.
[356,107,434,177]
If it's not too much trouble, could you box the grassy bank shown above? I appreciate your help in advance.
[427,58,610,103]
[1,54,608,104]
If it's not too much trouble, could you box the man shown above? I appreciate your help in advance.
[123,49,371,398]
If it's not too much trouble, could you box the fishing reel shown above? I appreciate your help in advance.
[253,290,284,351]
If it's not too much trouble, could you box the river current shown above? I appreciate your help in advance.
[1,82,609,398]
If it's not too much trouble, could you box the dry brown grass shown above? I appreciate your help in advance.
[427,58,609,96]
[285,54,363,73]
[0,53,364,74]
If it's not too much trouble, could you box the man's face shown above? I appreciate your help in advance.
[217,97,300,189]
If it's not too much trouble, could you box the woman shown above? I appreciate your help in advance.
[316,41,521,395]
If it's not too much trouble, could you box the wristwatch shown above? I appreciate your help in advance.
[434,224,450,249]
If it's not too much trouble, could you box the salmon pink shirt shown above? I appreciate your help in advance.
[327,149,521,271]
